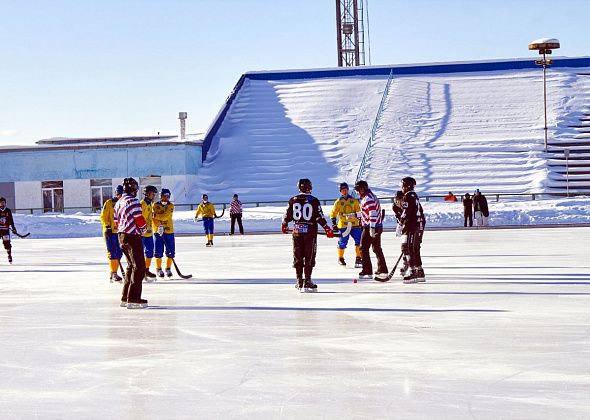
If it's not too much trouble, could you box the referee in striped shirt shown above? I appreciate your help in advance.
[114,177,149,309]
[354,180,388,280]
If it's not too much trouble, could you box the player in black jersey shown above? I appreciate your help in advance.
[282,179,334,292]
[397,177,426,283]
[0,197,17,263]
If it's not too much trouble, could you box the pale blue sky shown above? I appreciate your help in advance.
[1,0,588,145]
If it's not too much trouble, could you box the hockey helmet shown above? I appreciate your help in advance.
[354,180,369,193]
[298,178,312,193]
[122,178,139,194]
[161,188,171,196]
[339,182,349,191]
[0,196,6,204]
[143,185,158,195]
[400,176,416,190]
[115,185,124,195]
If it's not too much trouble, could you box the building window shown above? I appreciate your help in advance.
[140,176,162,200]
[42,181,64,213]
[91,179,113,211]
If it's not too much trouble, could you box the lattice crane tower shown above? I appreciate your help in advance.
[336,0,370,67]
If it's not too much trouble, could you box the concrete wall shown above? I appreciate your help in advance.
[15,181,42,211]
[64,179,91,209]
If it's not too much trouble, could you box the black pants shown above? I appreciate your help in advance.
[360,226,388,274]
[292,234,317,279]
[464,211,473,227]
[0,229,11,256]
[118,233,145,301]
[230,213,244,234]
[404,230,423,268]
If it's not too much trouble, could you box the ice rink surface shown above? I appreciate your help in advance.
[1,227,589,419]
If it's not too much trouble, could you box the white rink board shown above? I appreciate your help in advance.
[1,228,589,419]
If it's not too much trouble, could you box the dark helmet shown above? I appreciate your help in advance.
[339,182,349,191]
[115,185,124,195]
[0,196,6,203]
[161,188,171,196]
[143,185,158,195]
[298,178,312,193]
[122,177,139,194]
[202,193,208,199]
[395,190,404,200]
[354,180,368,192]
[400,176,416,190]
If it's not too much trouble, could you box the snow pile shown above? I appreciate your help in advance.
[12,197,590,239]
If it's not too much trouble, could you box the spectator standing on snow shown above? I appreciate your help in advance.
[473,189,489,227]
[229,194,244,235]
[463,193,473,227]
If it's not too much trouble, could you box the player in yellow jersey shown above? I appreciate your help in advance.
[330,182,363,268]
[100,185,124,282]
[141,185,158,281]
[152,188,175,278]
[194,194,218,246]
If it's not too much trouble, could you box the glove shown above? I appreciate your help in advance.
[332,224,338,232]
[157,225,164,235]
[369,227,376,238]
[11,227,18,235]
[324,225,334,238]
[281,223,289,234]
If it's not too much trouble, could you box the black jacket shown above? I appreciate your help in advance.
[473,194,489,217]
[463,197,473,214]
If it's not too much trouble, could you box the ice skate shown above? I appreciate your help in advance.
[127,298,148,309]
[303,278,317,293]
[295,278,304,290]
[338,257,346,266]
[205,240,213,247]
[145,269,156,279]
[415,267,426,282]
[403,269,419,284]
[399,262,409,277]
[165,268,173,278]
[374,271,389,281]
[8,253,12,264]
[157,268,165,278]
[110,272,122,283]
[354,256,362,268]
[358,271,373,280]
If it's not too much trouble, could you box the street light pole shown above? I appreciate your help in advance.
[529,38,560,153]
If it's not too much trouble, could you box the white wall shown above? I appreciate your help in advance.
[64,179,91,209]
[15,181,42,211]
[162,175,198,204]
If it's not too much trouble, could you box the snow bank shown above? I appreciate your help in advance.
[12,197,590,239]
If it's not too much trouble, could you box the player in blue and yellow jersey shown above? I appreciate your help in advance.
[141,185,158,281]
[100,185,124,282]
[152,188,175,278]
[194,194,218,247]
[330,182,363,268]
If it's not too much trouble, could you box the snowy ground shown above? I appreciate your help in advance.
[1,227,589,419]
[13,196,590,238]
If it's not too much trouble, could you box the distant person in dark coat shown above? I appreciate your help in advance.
[473,189,489,226]
[463,193,473,227]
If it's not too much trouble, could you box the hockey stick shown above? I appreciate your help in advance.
[195,207,226,223]
[374,252,404,282]
[12,231,30,238]
[118,259,126,279]
[171,258,192,279]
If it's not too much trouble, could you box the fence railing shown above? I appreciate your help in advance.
[12,191,590,215]
[355,69,394,184]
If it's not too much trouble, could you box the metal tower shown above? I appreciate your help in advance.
[336,0,369,67]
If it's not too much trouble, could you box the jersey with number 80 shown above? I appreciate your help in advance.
[283,194,327,236]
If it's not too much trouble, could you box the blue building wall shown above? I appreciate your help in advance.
[0,144,202,182]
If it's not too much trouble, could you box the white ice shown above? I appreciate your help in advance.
[1,227,589,419]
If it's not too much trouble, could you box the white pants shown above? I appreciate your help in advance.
[475,211,488,227]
